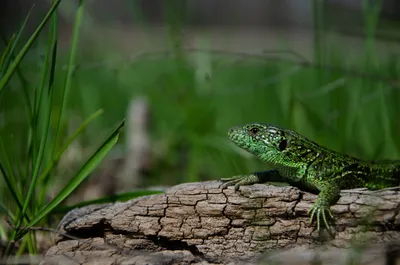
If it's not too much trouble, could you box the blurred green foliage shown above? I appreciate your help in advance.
[4,0,400,189]
[12,37,400,187]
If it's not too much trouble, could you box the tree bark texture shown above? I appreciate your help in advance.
[42,181,400,265]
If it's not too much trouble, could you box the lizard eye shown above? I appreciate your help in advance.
[278,140,287,151]
[249,127,259,135]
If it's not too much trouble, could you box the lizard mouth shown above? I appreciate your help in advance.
[227,127,252,150]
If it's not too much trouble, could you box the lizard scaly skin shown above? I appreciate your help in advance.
[221,123,400,232]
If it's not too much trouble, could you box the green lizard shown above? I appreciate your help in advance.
[221,123,400,232]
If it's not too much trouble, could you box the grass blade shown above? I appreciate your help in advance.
[0,203,14,221]
[0,34,15,73]
[0,147,23,212]
[0,0,61,96]
[29,9,59,176]
[17,120,124,238]
[18,10,59,226]
[0,6,34,76]
[38,109,104,185]
[52,0,85,159]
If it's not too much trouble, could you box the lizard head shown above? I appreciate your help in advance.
[228,123,292,164]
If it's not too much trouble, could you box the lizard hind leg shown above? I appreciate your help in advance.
[308,182,340,233]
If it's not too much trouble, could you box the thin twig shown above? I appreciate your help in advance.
[22,48,400,88]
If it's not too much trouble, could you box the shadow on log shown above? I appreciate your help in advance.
[42,181,400,265]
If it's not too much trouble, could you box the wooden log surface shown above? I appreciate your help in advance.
[41,181,400,265]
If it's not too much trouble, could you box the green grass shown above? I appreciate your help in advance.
[1,0,400,258]
[0,0,125,258]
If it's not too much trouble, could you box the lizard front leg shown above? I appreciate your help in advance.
[221,170,282,190]
[308,181,341,232]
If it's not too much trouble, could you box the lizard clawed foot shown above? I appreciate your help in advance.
[308,202,334,233]
[220,174,259,191]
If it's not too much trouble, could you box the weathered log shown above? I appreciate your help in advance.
[42,181,400,265]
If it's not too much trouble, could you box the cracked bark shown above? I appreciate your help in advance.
[42,181,400,265]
